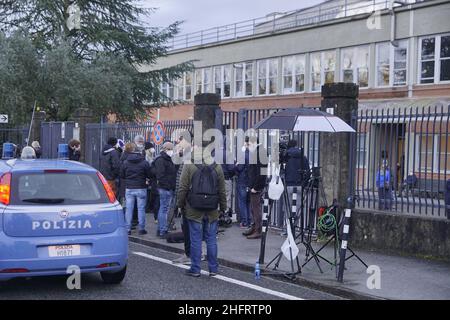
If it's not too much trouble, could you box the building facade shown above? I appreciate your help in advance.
[146,0,450,218]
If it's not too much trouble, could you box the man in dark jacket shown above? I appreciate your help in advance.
[100,137,121,195]
[153,142,177,238]
[235,138,251,229]
[120,143,152,235]
[177,146,227,277]
[245,137,268,239]
[282,141,311,224]
[285,140,311,187]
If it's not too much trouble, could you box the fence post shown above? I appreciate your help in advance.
[320,83,359,211]
[215,108,224,132]
[71,108,95,163]
[238,109,248,131]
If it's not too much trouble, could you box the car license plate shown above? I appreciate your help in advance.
[48,245,81,257]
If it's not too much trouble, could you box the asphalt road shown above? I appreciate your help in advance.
[0,242,341,300]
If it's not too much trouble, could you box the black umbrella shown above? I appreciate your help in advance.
[253,108,355,132]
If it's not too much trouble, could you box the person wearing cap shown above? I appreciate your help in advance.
[153,141,177,238]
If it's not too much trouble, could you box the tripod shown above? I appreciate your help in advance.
[264,166,302,279]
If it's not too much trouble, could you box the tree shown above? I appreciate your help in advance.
[0,0,192,122]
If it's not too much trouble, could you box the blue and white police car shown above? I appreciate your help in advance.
[0,144,128,284]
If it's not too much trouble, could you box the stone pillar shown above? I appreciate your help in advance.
[30,111,46,144]
[320,83,358,208]
[71,108,95,162]
[194,93,221,131]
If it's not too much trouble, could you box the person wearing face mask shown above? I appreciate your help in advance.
[245,136,268,239]
[152,141,177,238]
[68,139,81,161]
[134,135,146,156]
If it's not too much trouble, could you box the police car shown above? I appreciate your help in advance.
[0,144,128,284]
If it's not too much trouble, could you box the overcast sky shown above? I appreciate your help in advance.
[142,0,324,34]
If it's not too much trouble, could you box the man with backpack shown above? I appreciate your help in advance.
[100,137,121,196]
[177,143,227,277]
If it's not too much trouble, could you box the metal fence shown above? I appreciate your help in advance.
[167,0,422,51]
[83,103,449,223]
[0,126,29,156]
[354,105,450,219]
[84,120,193,170]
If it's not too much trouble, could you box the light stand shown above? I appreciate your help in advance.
[264,164,302,279]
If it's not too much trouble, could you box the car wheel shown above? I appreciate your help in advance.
[100,266,127,284]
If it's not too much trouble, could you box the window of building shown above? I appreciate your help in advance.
[341,46,369,88]
[234,62,253,97]
[310,50,336,92]
[282,54,305,94]
[376,40,408,87]
[307,133,319,167]
[194,68,212,94]
[183,72,193,100]
[419,34,450,84]
[214,65,232,98]
[257,58,278,95]
[376,43,390,87]
[416,134,450,173]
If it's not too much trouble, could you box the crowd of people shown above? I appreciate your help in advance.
[5,134,310,277]
[96,134,311,277]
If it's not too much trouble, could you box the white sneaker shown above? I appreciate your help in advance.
[172,255,191,265]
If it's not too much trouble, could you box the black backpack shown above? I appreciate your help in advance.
[188,164,219,210]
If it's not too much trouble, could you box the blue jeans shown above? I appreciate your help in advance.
[158,188,174,234]
[125,189,147,231]
[188,217,218,274]
[237,185,251,226]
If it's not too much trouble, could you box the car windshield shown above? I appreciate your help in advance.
[11,172,109,205]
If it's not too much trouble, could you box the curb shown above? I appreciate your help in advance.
[129,235,384,301]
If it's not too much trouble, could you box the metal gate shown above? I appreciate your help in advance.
[40,122,75,159]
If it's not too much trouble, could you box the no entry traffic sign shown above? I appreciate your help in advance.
[152,120,165,145]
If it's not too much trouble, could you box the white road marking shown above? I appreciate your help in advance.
[133,251,304,300]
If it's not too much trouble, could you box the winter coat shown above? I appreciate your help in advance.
[68,148,81,161]
[99,144,121,180]
[152,151,177,191]
[120,153,152,189]
[177,160,227,223]
[285,147,311,186]
[234,149,249,186]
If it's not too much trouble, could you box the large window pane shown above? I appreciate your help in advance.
[223,65,231,97]
[311,53,321,91]
[421,61,435,81]
[441,60,450,81]
[235,64,243,97]
[421,38,435,60]
[245,63,253,96]
[377,43,390,86]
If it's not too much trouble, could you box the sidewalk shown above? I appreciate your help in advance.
[129,216,450,300]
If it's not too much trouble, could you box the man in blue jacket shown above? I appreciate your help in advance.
[376,163,393,210]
